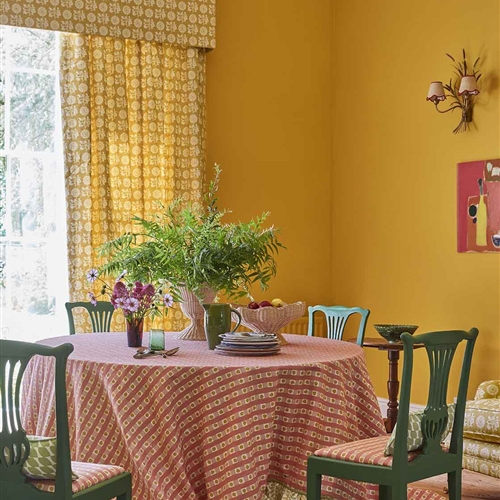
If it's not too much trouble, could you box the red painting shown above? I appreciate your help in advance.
[457,159,500,253]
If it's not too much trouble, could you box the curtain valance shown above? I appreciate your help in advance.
[0,0,215,49]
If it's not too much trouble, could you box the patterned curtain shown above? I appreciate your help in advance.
[1,0,216,49]
[60,33,206,332]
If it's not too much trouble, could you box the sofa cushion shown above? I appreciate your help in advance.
[474,380,500,400]
[464,399,500,443]
[462,437,500,462]
[463,453,500,479]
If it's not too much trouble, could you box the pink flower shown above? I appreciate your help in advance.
[126,297,140,313]
[143,284,155,297]
[113,297,128,309]
[88,292,97,306]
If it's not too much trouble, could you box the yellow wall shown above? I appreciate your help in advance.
[206,0,333,307]
[207,0,499,403]
[332,0,500,403]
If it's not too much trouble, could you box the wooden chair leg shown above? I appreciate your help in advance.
[447,470,462,500]
[306,469,322,500]
[379,484,391,500]
[390,483,407,500]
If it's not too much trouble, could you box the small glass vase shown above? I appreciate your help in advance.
[126,318,144,347]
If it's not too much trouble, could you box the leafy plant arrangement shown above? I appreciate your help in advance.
[98,165,284,301]
[444,49,481,134]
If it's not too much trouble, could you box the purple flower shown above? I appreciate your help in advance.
[113,281,128,298]
[163,293,174,308]
[132,282,147,301]
[86,270,171,320]
[86,269,99,283]
[88,292,97,307]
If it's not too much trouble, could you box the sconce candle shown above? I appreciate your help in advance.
[426,49,481,134]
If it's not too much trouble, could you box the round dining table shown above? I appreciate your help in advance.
[22,332,386,500]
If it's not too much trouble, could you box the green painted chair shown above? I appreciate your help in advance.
[307,305,370,346]
[307,328,479,500]
[65,301,115,335]
[0,339,132,499]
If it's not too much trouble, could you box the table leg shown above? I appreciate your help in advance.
[385,350,400,433]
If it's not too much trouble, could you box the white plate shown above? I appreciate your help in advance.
[221,342,279,348]
[215,350,280,357]
[220,333,277,341]
[215,346,280,356]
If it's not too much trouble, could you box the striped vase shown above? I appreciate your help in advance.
[174,286,217,340]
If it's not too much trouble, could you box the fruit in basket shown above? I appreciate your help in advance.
[259,300,273,307]
[248,301,260,309]
[271,298,284,307]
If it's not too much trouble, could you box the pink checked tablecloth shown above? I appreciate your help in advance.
[23,332,386,500]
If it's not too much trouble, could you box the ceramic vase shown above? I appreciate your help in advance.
[126,318,144,347]
[174,286,216,340]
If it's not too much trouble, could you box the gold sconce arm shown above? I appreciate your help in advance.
[433,101,462,114]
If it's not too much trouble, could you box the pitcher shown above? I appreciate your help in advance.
[202,303,242,350]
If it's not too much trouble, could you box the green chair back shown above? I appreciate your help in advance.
[0,340,75,498]
[0,339,132,499]
[395,328,478,462]
[307,328,479,500]
[65,301,115,335]
[307,305,370,345]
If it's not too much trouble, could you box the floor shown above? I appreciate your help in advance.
[412,469,500,499]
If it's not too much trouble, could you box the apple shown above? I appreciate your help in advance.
[271,298,284,307]
[248,301,260,309]
[259,300,273,308]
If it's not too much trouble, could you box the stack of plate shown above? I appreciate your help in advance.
[215,332,281,356]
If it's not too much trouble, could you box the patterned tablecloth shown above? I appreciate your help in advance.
[23,332,386,500]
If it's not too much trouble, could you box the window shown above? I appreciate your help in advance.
[0,26,68,341]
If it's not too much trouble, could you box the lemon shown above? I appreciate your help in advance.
[271,298,284,308]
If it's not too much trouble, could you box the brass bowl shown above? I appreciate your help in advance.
[373,324,419,343]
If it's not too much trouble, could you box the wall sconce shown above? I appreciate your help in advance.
[426,50,481,134]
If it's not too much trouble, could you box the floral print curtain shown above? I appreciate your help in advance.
[60,33,206,332]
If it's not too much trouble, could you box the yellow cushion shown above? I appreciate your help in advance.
[463,453,500,479]
[462,437,500,462]
[474,380,500,400]
[464,398,500,443]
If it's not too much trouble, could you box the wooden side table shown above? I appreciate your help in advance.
[361,338,425,433]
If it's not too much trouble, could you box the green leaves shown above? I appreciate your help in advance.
[97,165,284,300]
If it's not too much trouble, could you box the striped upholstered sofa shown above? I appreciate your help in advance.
[462,380,500,478]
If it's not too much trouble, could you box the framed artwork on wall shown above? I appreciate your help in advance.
[457,159,500,253]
